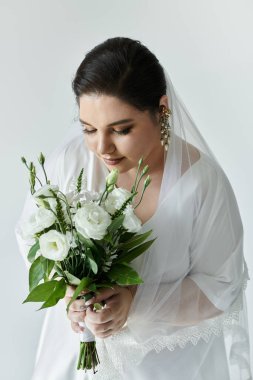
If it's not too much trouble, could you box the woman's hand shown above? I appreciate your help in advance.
[64,285,88,334]
[84,285,136,339]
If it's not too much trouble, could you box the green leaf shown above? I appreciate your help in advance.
[116,238,156,264]
[119,231,136,243]
[51,272,59,280]
[27,240,40,263]
[102,234,113,244]
[118,230,153,251]
[77,232,96,250]
[107,263,143,285]
[85,248,98,274]
[66,277,92,313]
[64,271,81,286]
[23,280,58,303]
[38,278,66,310]
[95,283,114,289]
[43,259,55,280]
[87,283,97,292]
[42,200,51,209]
[29,256,45,291]
[107,214,125,234]
[54,263,65,277]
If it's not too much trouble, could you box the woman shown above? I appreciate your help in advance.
[15,37,252,379]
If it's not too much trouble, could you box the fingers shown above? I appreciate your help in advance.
[67,298,87,312]
[71,321,85,333]
[85,286,118,306]
[65,285,88,298]
[67,309,86,323]
[85,305,114,324]
[85,315,117,338]
[67,299,87,322]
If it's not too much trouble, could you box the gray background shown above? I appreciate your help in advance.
[0,1,252,379]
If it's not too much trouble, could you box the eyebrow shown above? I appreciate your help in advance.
[79,118,134,128]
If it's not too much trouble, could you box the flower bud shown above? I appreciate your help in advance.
[38,152,45,165]
[106,184,114,193]
[144,175,151,188]
[142,165,149,175]
[21,156,27,164]
[138,157,143,167]
[106,168,119,187]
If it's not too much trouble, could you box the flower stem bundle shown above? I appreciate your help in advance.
[20,154,155,373]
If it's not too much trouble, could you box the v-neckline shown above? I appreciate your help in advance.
[141,152,203,228]
[97,152,203,228]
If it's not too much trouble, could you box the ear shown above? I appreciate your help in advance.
[159,95,169,109]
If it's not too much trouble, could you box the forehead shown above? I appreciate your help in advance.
[79,94,148,122]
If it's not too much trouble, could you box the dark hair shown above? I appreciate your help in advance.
[72,37,167,121]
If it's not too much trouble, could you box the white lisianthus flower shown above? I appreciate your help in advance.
[34,184,72,224]
[74,203,111,240]
[33,184,59,209]
[66,190,101,210]
[21,208,56,239]
[123,205,142,233]
[104,188,132,214]
[39,230,70,261]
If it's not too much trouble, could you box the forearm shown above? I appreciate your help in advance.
[130,277,223,327]
[166,277,223,326]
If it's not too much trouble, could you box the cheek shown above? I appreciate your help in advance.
[83,136,96,152]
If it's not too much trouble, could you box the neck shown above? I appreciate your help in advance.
[119,145,166,186]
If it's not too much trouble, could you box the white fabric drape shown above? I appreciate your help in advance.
[15,70,252,379]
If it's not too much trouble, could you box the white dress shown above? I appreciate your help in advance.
[15,136,251,380]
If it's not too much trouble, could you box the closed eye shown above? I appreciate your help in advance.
[81,125,133,135]
[114,127,132,135]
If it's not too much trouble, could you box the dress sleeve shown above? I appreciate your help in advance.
[188,158,246,311]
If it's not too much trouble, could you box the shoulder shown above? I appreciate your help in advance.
[180,140,219,188]
[50,135,92,191]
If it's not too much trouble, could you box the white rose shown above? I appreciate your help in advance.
[39,230,70,261]
[104,188,132,214]
[21,208,56,239]
[123,205,142,233]
[74,203,111,240]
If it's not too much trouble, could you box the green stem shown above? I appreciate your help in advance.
[40,162,49,184]
[134,185,147,209]
[99,188,108,205]
[131,160,142,193]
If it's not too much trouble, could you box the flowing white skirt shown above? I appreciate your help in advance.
[31,300,231,380]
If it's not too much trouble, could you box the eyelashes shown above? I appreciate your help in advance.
[81,126,133,136]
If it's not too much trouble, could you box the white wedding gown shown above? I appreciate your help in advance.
[15,136,251,380]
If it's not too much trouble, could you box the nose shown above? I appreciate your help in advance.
[96,133,115,155]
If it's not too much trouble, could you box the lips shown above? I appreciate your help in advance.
[102,157,124,165]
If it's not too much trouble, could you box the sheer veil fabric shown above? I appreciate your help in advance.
[15,70,252,379]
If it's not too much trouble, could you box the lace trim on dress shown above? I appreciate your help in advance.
[92,270,249,379]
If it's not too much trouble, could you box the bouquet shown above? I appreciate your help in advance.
[20,153,155,373]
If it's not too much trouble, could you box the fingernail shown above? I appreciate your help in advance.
[85,299,94,306]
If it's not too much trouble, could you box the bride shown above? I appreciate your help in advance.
[15,37,252,379]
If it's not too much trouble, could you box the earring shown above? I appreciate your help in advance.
[159,105,172,151]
